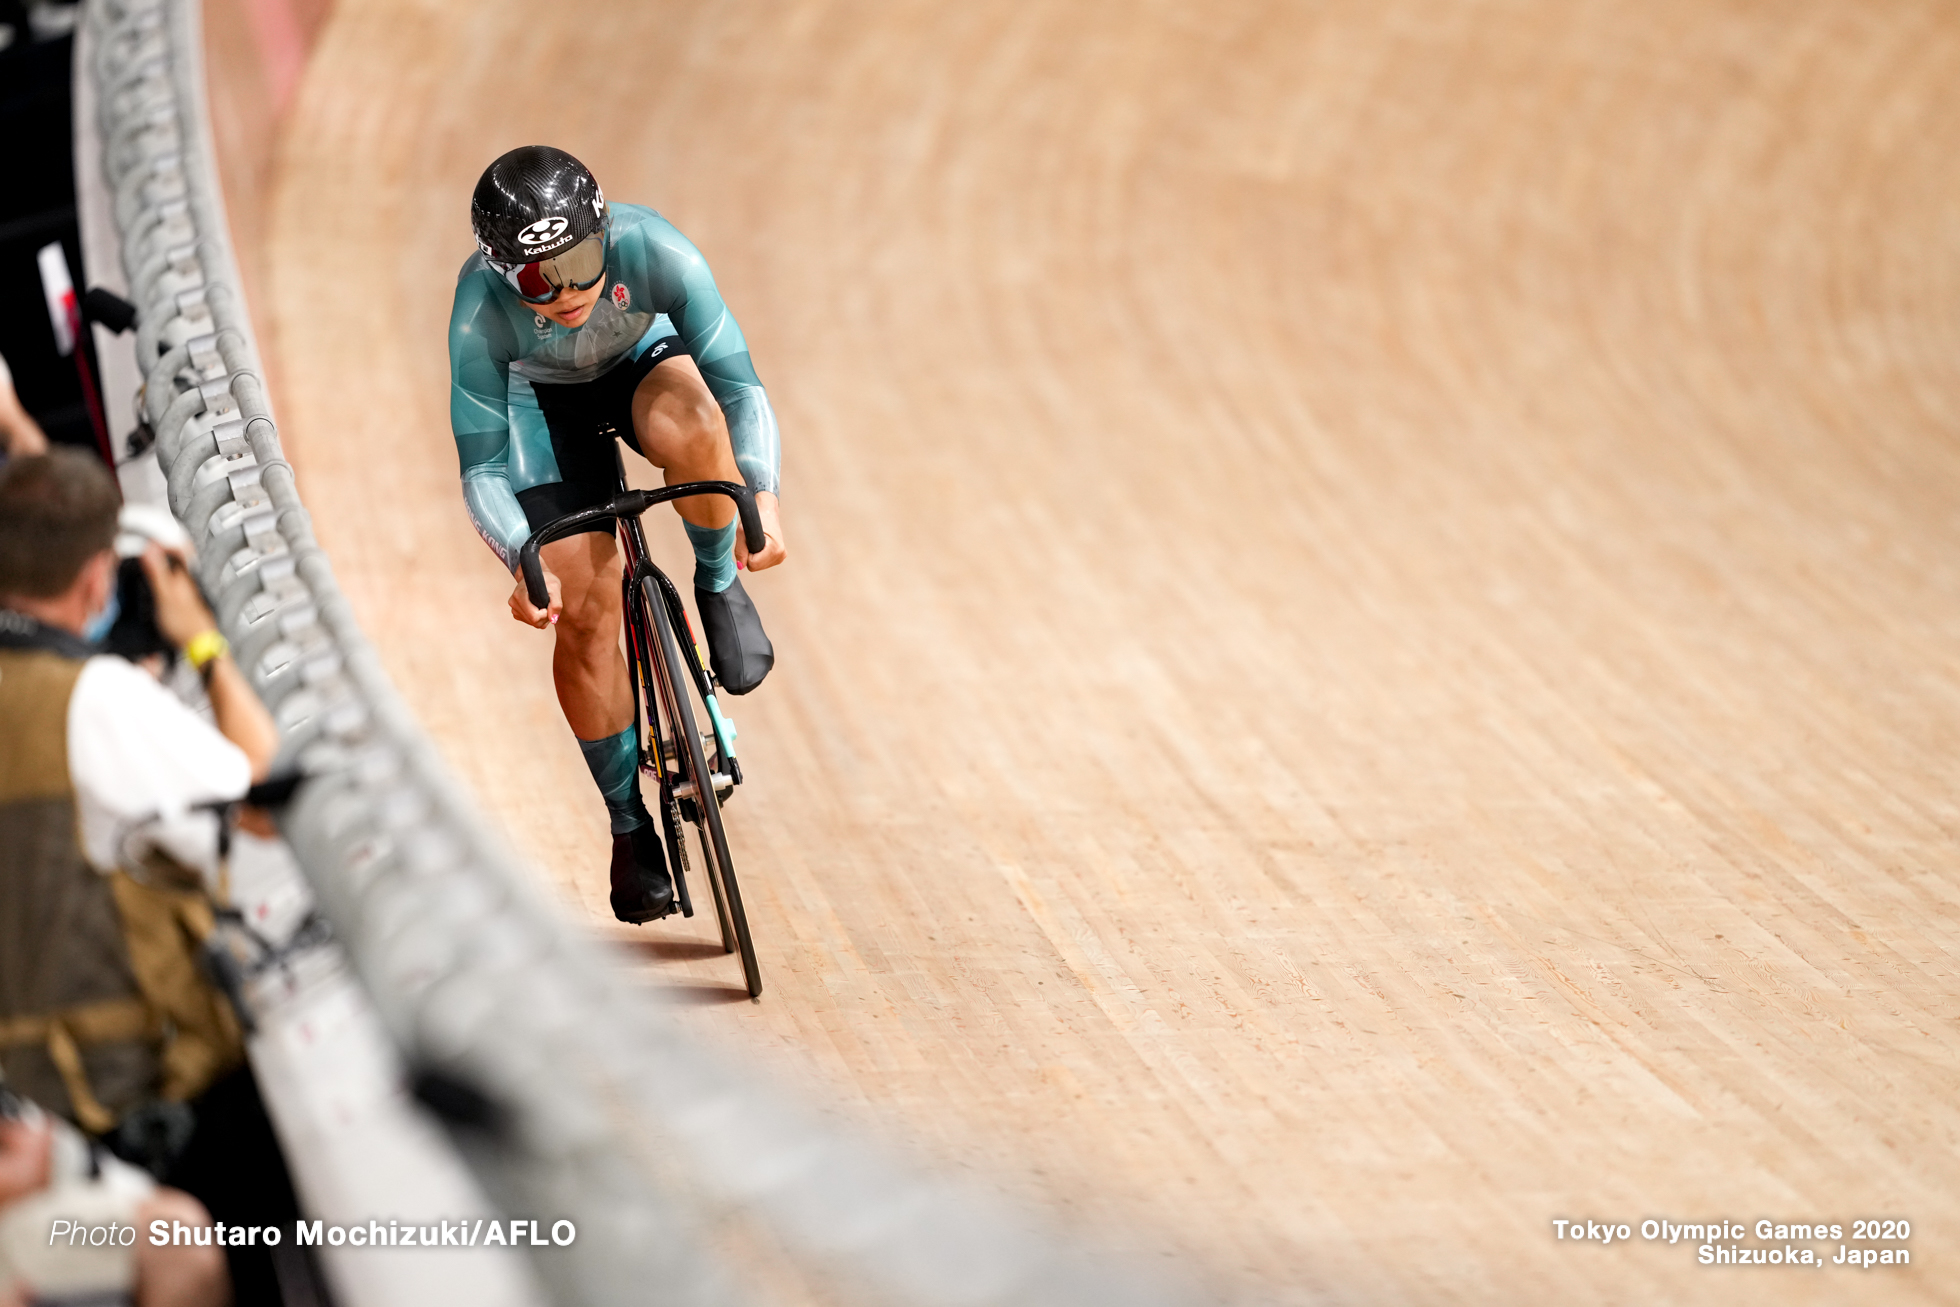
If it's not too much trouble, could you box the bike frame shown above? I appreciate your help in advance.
[617,501,742,796]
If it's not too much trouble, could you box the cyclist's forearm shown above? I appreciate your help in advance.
[687,319,780,496]
[713,384,781,497]
[462,466,532,571]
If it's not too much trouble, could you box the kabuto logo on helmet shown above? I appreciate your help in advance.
[472,146,605,274]
[517,216,571,248]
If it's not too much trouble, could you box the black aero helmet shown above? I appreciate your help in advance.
[470,146,610,301]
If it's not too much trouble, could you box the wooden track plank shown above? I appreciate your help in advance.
[262,2,1960,1301]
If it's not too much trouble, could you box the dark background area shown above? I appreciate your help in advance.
[1,15,106,454]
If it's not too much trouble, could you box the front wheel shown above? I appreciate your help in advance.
[646,576,761,999]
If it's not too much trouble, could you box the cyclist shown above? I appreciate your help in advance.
[447,146,785,925]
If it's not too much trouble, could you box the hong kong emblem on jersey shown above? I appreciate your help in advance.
[611,282,631,311]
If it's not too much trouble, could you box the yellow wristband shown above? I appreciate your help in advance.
[184,629,229,673]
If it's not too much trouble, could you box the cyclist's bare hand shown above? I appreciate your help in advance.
[737,491,787,573]
[509,565,562,628]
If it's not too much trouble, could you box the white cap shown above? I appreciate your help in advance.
[115,501,193,559]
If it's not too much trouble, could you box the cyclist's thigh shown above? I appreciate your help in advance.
[519,395,615,502]
[631,351,726,467]
[512,394,624,630]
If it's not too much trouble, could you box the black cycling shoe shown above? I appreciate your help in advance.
[694,574,774,695]
[609,821,676,924]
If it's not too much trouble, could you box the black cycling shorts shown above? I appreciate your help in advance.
[516,335,689,538]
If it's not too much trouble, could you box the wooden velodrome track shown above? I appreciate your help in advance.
[231,1,1960,1301]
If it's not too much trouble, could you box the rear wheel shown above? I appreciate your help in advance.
[645,575,760,998]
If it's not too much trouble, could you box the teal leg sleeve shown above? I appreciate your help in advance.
[578,726,650,834]
[683,519,737,593]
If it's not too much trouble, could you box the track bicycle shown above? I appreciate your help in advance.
[518,447,767,999]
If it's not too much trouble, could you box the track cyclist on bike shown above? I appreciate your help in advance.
[448,145,784,925]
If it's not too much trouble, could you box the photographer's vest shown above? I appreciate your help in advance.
[0,617,244,1134]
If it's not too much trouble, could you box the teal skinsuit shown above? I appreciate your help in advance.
[447,202,782,569]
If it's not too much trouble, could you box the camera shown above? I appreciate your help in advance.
[98,503,193,662]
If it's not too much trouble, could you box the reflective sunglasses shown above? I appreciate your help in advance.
[499,231,607,305]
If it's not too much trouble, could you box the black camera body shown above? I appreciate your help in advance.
[102,555,173,662]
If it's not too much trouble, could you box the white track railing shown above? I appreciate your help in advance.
[83,2,1210,1303]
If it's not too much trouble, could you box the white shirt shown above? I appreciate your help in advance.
[67,655,251,881]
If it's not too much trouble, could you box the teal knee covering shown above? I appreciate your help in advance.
[578,726,649,834]
[684,519,737,593]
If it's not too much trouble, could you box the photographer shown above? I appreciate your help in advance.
[0,449,291,1303]
[1,1091,228,1306]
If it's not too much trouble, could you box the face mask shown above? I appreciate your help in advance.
[83,580,121,645]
